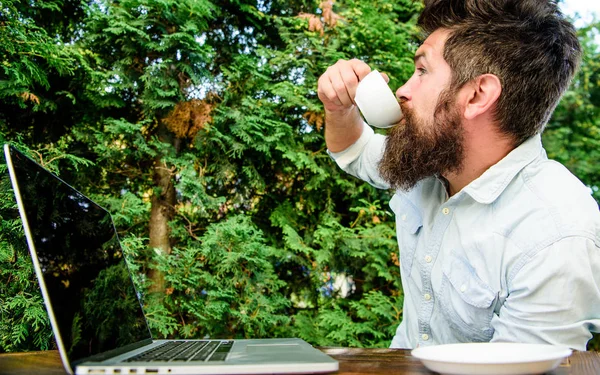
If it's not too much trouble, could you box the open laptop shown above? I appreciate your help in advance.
[3,144,338,375]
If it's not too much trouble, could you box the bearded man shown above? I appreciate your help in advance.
[317,0,600,350]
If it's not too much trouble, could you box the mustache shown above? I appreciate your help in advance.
[398,101,414,127]
[399,100,410,121]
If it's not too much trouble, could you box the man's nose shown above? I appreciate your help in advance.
[396,81,411,102]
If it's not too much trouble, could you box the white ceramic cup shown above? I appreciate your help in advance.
[354,70,403,128]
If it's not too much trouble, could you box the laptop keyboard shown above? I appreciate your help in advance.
[124,340,233,363]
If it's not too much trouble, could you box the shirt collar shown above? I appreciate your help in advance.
[461,134,544,204]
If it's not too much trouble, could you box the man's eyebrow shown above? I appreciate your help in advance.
[414,52,428,64]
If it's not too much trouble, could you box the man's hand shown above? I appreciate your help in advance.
[317,59,373,113]
[318,59,387,152]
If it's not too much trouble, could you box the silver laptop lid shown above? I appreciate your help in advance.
[4,144,153,371]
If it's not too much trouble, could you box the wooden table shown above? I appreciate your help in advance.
[0,348,599,374]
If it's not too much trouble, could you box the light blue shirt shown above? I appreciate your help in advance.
[329,123,600,350]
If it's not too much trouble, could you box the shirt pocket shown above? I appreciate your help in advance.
[390,194,422,278]
[438,249,497,342]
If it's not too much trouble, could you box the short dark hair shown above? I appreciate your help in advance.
[418,0,581,144]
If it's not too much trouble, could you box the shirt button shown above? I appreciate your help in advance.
[422,334,429,341]
[424,293,431,301]
[401,214,407,221]
[442,207,450,215]
[460,284,467,292]
[425,255,432,263]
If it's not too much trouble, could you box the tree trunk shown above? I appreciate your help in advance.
[147,125,178,294]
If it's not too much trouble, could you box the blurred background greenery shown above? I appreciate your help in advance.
[1,0,598,352]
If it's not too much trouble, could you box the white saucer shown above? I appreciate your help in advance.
[411,342,572,375]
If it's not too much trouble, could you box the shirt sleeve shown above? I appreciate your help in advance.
[327,122,390,190]
[490,236,600,350]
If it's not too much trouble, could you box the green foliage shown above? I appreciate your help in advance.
[0,140,99,353]
[293,290,402,348]
[0,0,92,138]
[0,0,79,104]
[152,215,291,339]
[77,263,149,352]
[0,160,54,352]
[0,0,418,350]
[82,0,217,112]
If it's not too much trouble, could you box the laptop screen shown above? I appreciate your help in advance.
[5,145,152,364]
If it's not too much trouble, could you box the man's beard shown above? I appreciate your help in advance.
[378,89,465,191]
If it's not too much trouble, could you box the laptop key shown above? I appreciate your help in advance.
[171,341,209,361]
[207,341,233,361]
[190,341,220,362]
[208,352,228,361]
[215,341,234,352]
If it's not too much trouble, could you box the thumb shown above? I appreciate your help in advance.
[380,72,390,84]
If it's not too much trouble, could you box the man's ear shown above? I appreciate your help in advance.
[463,74,502,120]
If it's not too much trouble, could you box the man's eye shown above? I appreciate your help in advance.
[417,67,427,76]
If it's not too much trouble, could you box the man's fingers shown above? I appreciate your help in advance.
[339,63,361,104]
[317,59,373,111]
[329,70,353,107]
[317,74,344,110]
[350,59,372,81]
[319,85,343,107]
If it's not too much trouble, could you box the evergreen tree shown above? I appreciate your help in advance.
[0,0,93,352]
[67,0,421,344]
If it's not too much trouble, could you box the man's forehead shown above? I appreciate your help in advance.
[414,46,431,62]
[415,29,450,61]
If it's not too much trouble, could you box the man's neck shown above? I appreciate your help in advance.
[444,130,515,197]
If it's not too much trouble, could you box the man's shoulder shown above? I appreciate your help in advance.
[501,157,600,243]
[518,157,596,212]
